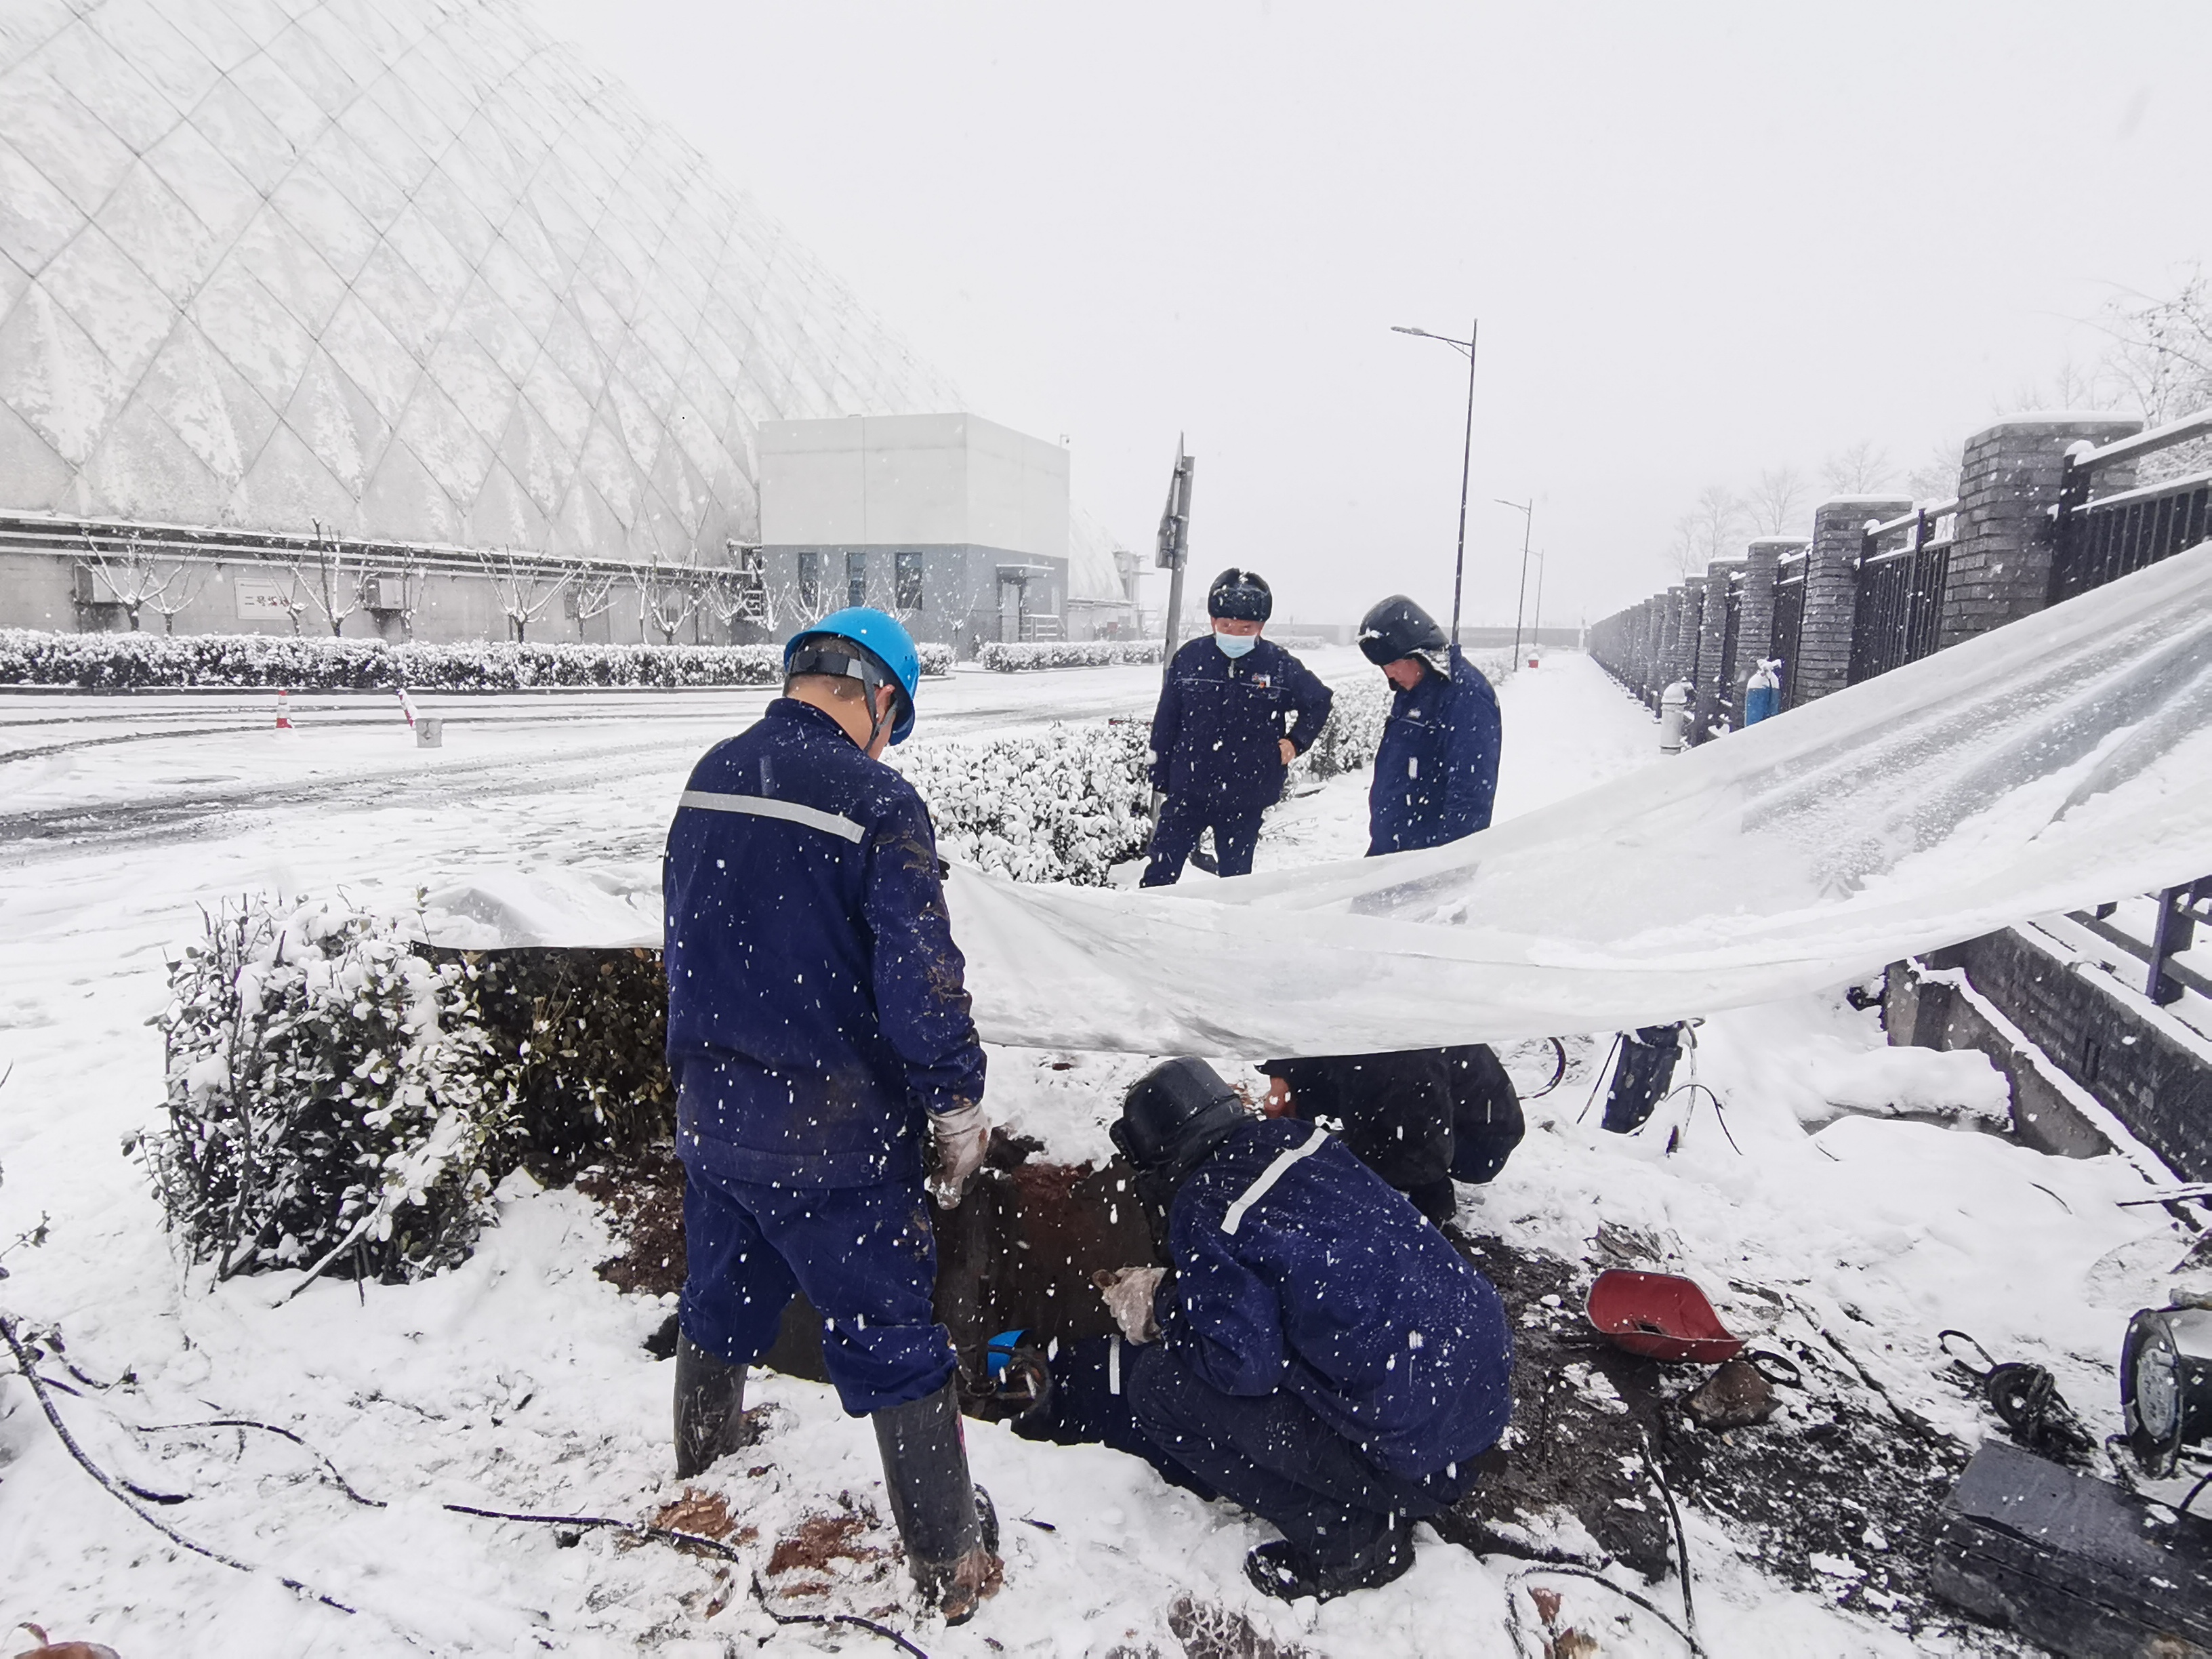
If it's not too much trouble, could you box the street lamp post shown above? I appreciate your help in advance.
[1528,550,1547,663]
[1390,320,1478,647]
[1494,497,1533,666]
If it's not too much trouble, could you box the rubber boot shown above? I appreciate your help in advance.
[873,1380,1004,1624]
[673,1335,754,1479]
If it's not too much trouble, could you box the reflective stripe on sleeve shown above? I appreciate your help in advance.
[678,790,865,844]
[1221,1123,1329,1235]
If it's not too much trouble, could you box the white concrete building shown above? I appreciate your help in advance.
[756,413,1084,653]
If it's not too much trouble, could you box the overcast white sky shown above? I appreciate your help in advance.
[530,1,2209,628]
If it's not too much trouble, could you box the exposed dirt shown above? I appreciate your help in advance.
[576,1145,687,1298]
[577,1140,2022,1648]
[1441,1229,2016,1650]
[649,1486,751,1545]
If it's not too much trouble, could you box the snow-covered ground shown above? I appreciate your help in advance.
[0,652,2188,1656]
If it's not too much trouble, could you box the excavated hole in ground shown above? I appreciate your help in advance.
[581,1139,2030,1652]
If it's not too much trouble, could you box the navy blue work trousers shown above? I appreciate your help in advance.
[678,1155,956,1416]
[1126,1342,1473,1572]
[1142,796,1266,886]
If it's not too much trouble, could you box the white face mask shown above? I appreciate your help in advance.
[1213,631,1258,659]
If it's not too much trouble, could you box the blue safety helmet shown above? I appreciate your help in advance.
[783,607,922,745]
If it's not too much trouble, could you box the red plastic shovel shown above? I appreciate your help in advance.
[1586,1268,1746,1363]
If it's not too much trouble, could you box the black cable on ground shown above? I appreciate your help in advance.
[1637,1425,1700,1654]
[1520,1038,1571,1101]
[0,1311,361,1616]
[1658,1082,1742,1156]
[1502,1563,1707,1658]
[11,1321,935,1659]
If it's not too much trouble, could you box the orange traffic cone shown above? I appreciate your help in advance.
[276,688,293,729]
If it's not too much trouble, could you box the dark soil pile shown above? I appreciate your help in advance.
[1443,1229,2010,1649]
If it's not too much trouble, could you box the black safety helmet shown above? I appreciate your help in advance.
[1111,1059,1248,1179]
[1207,569,1273,623]
[1357,594,1449,667]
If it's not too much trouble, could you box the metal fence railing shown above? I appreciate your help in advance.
[1849,501,1955,684]
[2051,408,2212,605]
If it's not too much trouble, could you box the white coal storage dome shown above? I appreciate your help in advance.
[0,0,1123,592]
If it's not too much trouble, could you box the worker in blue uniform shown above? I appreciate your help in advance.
[661,607,1002,1623]
[1144,569,1333,884]
[1359,594,1502,855]
[1105,1060,1515,1603]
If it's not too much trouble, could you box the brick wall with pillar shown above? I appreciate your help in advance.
[1797,496,1909,704]
[1656,585,1687,693]
[1692,560,1741,739]
[1734,537,1799,710]
[1941,413,2142,651]
[1641,598,1666,705]
[1677,576,1706,704]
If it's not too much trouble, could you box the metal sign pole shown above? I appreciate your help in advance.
[1157,436,1194,678]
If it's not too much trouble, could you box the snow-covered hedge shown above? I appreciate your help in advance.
[976,640,1163,672]
[890,677,1393,885]
[0,629,954,690]
[142,897,520,1286]
[895,719,1153,884]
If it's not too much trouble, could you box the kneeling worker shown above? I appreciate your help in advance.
[1109,1060,1514,1602]
[661,607,1002,1622]
[1258,1045,1524,1225]
[1145,569,1333,884]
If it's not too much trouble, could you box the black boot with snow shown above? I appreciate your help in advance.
[673,1334,754,1479]
[873,1380,1004,1624]
[1244,1511,1417,1603]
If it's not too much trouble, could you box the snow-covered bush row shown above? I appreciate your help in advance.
[1291,675,1391,783]
[893,718,1153,884]
[890,680,1394,884]
[976,640,1163,672]
[0,629,954,690]
[142,897,520,1286]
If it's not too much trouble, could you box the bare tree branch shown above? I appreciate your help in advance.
[474,547,573,643]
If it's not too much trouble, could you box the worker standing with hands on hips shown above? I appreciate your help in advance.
[660,607,1002,1624]
[1144,569,1334,885]
[1358,594,1502,855]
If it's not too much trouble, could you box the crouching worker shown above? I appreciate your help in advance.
[1257,1046,1524,1226]
[1108,1060,1513,1603]
[661,607,1002,1623]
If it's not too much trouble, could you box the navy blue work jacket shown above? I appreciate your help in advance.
[1153,1118,1513,1480]
[1149,636,1334,815]
[1368,649,1501,855]
[663,698,986,1187]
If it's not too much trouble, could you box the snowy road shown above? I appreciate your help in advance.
[0,651,2183,1658]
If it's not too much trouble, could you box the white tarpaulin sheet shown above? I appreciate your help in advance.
[422,546,2212,1055]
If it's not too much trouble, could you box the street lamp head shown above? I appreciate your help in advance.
[1494,497,1531,514]
[1390,325,1427,336]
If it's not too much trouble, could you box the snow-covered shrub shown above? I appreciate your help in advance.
[976,640,1162,672]
[1293,676,1391,783]
[893,719,1153,884]
[0,630,954,691]
[144,897,518,1286]
[888,683,1393,884]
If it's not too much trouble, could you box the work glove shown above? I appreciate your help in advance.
[926,1102,990,1208]
[1094,1266,1166,1345]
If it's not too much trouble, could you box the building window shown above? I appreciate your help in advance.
[846,550,867,609]
[797,549,820,613]
[895,550,924,612]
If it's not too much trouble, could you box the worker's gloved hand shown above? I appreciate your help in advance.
[1095,1266,1166,1345]
[926,1102,991,1208]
